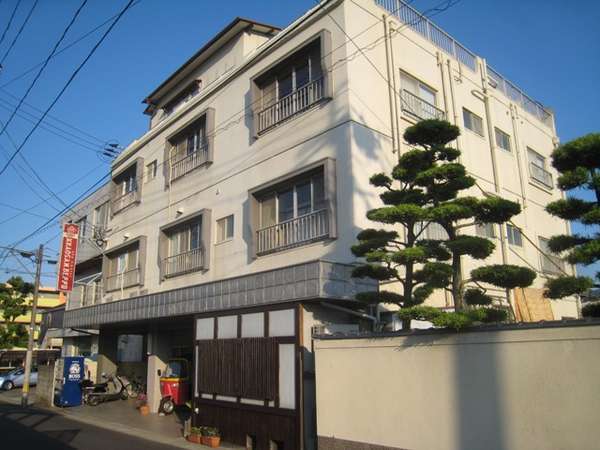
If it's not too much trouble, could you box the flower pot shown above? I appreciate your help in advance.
[204,436,220,447]
[187,433,203,444]
[139,405,150,416]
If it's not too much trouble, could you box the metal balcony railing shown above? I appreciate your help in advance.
[529,163,553,188]
[112,189,138,213]
[257,77,325,134]
[106,268,140,292]
[81,282,103,306]
[401,90,445,121]
[162,247,204,278]
[256,209,329,255]
[170,144,209,181]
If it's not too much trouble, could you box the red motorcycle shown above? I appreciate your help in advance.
[159,358,190,414]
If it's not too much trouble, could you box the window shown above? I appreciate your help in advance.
[463,108,484,136]
[400,71,444,121]
[539,236,564,274]
[145,160,157,182]
[527,147,553,188]
[75,216,87,238]
[163,81,200,117]
[495,128,511,152]
[169,116,209,181]
[256,170,328,254]
[255,39,324,134]
[162,219,204,277]
[112,163,140,214]
[106,243,141,291]
[476,223,496,238]
[216,215,234,243]
[94,202,109,228]
[416,222,449,240]
[506,224,522,247]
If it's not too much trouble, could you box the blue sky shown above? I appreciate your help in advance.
[0,0,598,283]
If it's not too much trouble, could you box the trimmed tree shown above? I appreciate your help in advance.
[351,119,536,329]
[543,133,600,313]
[0,276,33,349]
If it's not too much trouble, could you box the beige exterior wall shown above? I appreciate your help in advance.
[65,0,576,318]
[314,323,600,450]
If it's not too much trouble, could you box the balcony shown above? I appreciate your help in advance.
[112,189,138,214]
[162,247,204,278]
[256,77,325,134]
[401,90,445,121]
[80,282,103,306]
[529,163,553,189]
[257,209,329,255]
[106,268,140,292]
[170,144,209,181]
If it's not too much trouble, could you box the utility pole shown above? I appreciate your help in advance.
[21,244,43,407]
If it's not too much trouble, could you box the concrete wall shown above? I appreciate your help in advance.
[36,363,56,407]
[314,322,600,450]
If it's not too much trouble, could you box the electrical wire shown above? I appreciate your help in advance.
[0,0,136,178]
[0,0,38,66]
[0,0,88,140]
[0,0,20,50]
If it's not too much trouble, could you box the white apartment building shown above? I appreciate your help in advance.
[61,1,577,448]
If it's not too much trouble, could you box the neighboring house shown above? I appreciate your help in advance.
[60,1,578,448]
[0,286,65,349]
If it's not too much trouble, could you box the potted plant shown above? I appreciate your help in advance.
[201,426,221,447]
[187,427,203,444]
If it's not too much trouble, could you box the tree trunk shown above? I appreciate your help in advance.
[452,253,464,311]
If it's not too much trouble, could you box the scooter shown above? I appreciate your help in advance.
[85,373,129,406]
[158,358,190,414]
[80,377,109,405]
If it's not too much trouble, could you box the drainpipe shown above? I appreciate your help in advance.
[446,59,463,162]
[388,20,402,158]
[509,103,527,208]
[383,16,397,156]
[437,52,451,120]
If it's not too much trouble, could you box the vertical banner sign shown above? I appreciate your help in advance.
[57,223,80,292]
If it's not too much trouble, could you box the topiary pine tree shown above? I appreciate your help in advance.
[0,276,33,349]
[543,133,600,312]
[351,119,536,329]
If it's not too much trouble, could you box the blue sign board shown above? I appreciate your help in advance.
[55,356,84,407]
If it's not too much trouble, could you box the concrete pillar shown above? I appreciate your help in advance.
[146,331,170,413]
[96,332,118,380]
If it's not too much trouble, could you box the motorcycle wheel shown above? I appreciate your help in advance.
[120,390,129,400]
[87,395,100,406]
[159,398,175,415]
[125,383,138,398]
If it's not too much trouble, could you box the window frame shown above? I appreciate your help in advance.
[494,127,511,152]
[167,219,203,258]
[145,160,157,183]
[506,224,523,247]
[538,236,565,274]
[475,222,496,239]
[216,215,235,244]
[463,108,485,136]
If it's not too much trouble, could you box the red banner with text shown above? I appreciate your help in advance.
[57,223,80,292]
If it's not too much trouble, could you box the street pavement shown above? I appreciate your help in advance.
[0,402,182,449]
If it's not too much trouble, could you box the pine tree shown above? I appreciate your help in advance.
[0,276,33,349]
[351,120,536,329]
[543,133,600,317]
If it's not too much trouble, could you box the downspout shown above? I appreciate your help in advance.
[437,52,451,120]
[388,20,402,158]
[446,60,463,160]
[480,58,513,319]
[509,104,528,208]
[383,16,397,156]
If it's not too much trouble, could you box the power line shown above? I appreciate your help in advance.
[0,0,20,50]
[0,200,50,220]
[0,0,136,178]
[0,0,38,66]
[0,0,88,140]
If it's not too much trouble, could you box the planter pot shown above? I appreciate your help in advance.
[139,405,150,416]
[203,436,220,448]
[187,433,203,444]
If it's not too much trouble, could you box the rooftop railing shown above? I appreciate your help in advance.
[401,89,445,121]
[257,77,325,134]
[375,0,553,127]
[162,247,204,278]
[257,209,329,255]
[170,144,209,181]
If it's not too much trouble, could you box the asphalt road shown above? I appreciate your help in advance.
[0,402,181,450]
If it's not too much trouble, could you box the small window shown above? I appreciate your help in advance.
[539,236,564,273]
[145,160,157,182]
[506,224,522,247]
[463,108,484,136]
[527,147,553,188]
[494,128,511,152]
[216,215,234,243]
[475,223,495,238]
[75,216,87,238]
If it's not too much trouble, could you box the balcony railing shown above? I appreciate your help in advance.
[257,209,329,255]
[257,77,325,134]
[162,247,204,278]
[106,268,140,292]
[112,189,138,214]
[529,163,553,188]
[170,144,209,181]
[541,254,565,274]
[81,282,103,306]
[401,89,445,121]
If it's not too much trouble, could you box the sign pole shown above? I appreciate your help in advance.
[21,244,43,408]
